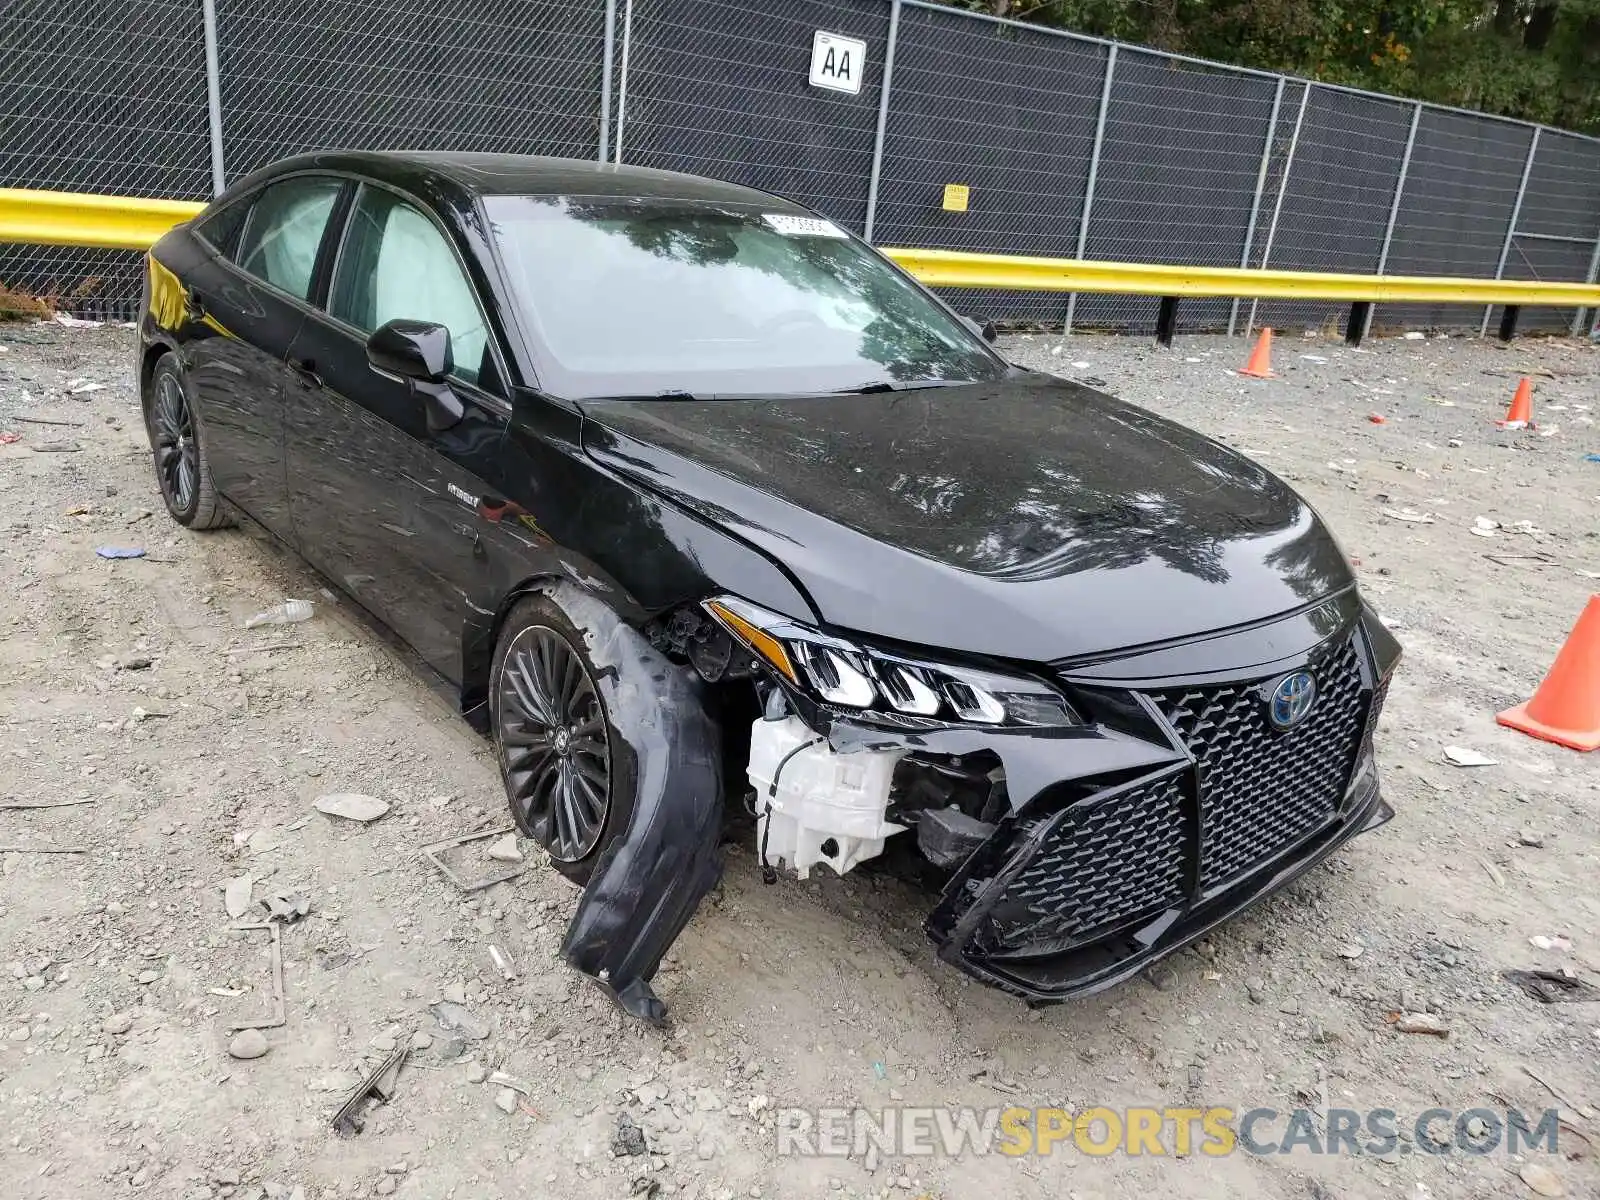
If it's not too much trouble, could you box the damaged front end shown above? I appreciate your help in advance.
[689,589,1400,1004]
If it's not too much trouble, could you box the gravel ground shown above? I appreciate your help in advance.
[1,320,1597,1200]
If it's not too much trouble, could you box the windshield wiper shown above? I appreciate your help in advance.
[834,379,967,394]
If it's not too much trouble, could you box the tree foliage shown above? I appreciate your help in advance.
[942,1,1600,133]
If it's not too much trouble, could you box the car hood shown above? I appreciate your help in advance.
[577,374,1354,663]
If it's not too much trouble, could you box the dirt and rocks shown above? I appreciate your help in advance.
[1,320,1597,1200]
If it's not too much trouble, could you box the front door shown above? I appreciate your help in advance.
[283,183,510,681]
[184,175,344,540]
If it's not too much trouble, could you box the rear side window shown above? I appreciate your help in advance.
[195,199,249,257]
[234,177,342,300]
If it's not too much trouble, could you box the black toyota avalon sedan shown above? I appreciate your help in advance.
[138,151,1399,1023]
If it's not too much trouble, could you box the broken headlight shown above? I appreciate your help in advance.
[703,596,1078,729]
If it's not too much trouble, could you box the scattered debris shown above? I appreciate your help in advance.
[488,943,517,981]
[420,826,530,892]
[244,599,314,628]
[1335,942,1365,960]
[1391,1011,1450,1036]
[94,546,146,560]
[1479,857,1506,888]
[53,311,103,328]
[1402,331,1426,340]
[332,1044,409,1137]
[31,441,83,453]
[1527,934,1570,952]
[227,1029,270,1060]
[1368,413,1386,424]
[226,922,286,1032]
[0,797,95,811]
[1505,968,1600,1005]
[314,793,390,823]
[612,1113,649,1157]
[259,892,311,923]
[430,1002,489,1041]
[1381,507,1435,523]
[0,432,19,445]
[1519,829,1546,848]
[1443,746,1497,767]
[484,833,523,863]
[12,414,83,427]
[223,875,254,920]
[0,844,89,854]
[1518,1162,1565,1197]
[494,1087,518,1114]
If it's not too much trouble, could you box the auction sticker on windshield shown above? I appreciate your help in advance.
[763,214,849,239]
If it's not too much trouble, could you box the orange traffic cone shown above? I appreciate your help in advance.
[1238,328,1275,378]
[1496,594,1600,751]
[1497,377,1534,429]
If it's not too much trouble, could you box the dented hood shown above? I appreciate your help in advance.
[577,374,1353,662]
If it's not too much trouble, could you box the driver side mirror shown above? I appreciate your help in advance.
[366,319,464,432]
[960,315,998,343]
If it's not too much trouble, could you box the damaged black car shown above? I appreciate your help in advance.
[137,151,1401,1024]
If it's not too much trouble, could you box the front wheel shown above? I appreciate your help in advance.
[489,595,637,884]
[142,354,231,529]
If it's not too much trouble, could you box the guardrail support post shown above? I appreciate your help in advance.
[613,0,634,164]
[1572,229,1600,338]
[201,0,227,195]
[1498,305,1521,342]
[1064,43,1116,336]
[1230,75,1286,338]
[1155,296,1178,347]
[1366,100,1422,341]
[862,0,901,243]
[598,0,617,163]
[1246,81,1312,339]
[1482,127,1540,338]
[1346,302,1371,346]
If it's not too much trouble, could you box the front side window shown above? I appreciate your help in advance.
[234,176,341,300]
[329,186,490,386]
[483,195,1005,398]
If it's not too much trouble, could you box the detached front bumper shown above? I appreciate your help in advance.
[868,596,1401,1004]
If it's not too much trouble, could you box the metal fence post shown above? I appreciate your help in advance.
[201,0,227,195]
[1482,126,1540,337]
[1574,229,1600,337]
[613,0,635,164]
[1229,74,1286,337]
[1245,81,1311,338]
[1365,99,1423,340]
[598,0,617,163]
[1064,42,1116,335]
[862,0,901,243]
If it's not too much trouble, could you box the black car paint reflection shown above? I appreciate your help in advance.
[137,151,1397,1014]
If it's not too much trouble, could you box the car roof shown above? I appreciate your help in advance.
[233,149,809,211]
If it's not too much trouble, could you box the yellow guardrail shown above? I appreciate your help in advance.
[3,187,1598,312]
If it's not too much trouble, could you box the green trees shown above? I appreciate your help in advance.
[946,1,1600,132]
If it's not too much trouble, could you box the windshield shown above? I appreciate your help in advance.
[483,195,1006,398]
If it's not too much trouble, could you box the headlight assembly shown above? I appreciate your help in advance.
[704,596,1078,729]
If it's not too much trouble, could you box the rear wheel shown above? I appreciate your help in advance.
[490,595,637,884]
[142,354,230,529]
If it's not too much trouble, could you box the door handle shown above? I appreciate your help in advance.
[289,356,323,389]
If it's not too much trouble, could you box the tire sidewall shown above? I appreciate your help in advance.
[489,594,639,885]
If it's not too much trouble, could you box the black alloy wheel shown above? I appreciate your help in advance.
[151,368,198,514]
[496,624,613,864]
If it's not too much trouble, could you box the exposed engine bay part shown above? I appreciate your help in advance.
[645,604,758,683]
[550,586,724,1027]
[746,716,905,879]
[915,805,998,870]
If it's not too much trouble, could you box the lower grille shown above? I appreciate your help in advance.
[1151,636,1367,889]
[988,772,1187,952]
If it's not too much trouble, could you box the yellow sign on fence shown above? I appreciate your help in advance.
[941,183,969,212]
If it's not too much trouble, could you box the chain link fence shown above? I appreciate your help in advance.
[3,0,1598,333]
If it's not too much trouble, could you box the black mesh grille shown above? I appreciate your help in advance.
[989,773,1187,951]
[1152,637,1367,890]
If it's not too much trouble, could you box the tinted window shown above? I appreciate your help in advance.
[195,199,250,257]
[234,177,341,300]
[483,196,1004,398]
[329,186,490,386]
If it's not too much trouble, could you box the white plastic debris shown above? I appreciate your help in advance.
[244,599,313,628]
[314,793,390,823]
[53,311,103,328]
[1381,508,1436,524]
[1443,746,1497,768]
[1402,331,1426,340]
[1529,935,1572,952]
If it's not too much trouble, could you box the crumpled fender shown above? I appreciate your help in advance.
[554,586,724,1025]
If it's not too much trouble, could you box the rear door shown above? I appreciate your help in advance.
[283,181,511,681]
[183,175,345,540]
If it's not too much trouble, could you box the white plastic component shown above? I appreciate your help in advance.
[746,717,906,880]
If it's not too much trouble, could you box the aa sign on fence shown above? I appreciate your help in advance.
[809,31,866,94]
